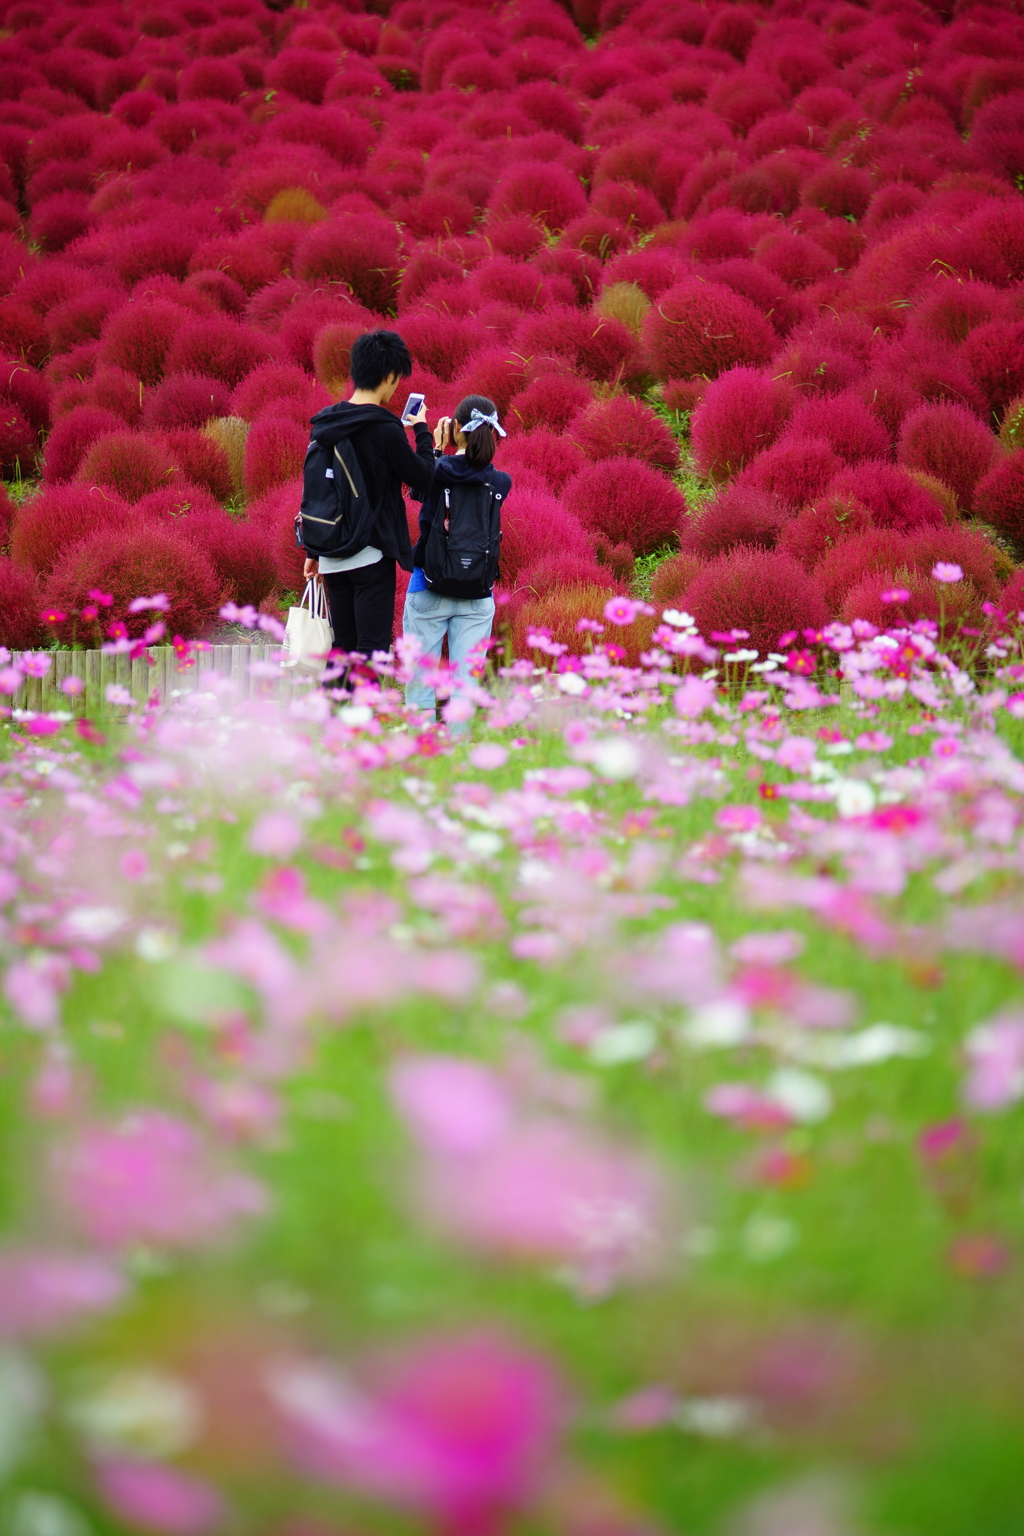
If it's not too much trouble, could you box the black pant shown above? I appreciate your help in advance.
[322,558,396,658]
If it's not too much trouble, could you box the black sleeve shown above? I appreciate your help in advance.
[381,420,435,496]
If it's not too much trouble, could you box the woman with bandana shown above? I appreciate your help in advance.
[403,395,512,718]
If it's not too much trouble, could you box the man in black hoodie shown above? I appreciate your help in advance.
[302,330,435,659]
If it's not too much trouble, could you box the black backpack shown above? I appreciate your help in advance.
[422,473,503,599]
[295,435,378,559]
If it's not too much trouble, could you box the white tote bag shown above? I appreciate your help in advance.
[281,579,334,676]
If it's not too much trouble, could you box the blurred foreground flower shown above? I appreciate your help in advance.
[390,1056,671,1295]
[0,1249,126,1339]
[55,1112,268,1250]
[268,1331,562,1535]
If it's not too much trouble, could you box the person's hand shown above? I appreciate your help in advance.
[303,557,319,580]
[433,416,451,451]
[406,400,428,427]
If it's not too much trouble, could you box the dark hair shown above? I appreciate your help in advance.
[349,329,413,390]
[455,394,500,468]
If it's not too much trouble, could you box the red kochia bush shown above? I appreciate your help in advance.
[0,401,35,477]
[641,278,776,381]
[969,90,1024,186]
[142,373,231,431]
[178,57,246,103]
[824,462,945,532]
[682,547,829,656]
[975,453,1024,548]
[690,368,796,480]
[682,485,790,560]
[43,407,124,484]
[897,402,999,511]
[498,487,596,584]
[564,456,688,556]
[497,431,586,492]
[43,524,223,643]
[163,319,271,391]
[508,373,594,433]
[905,523,1001,602]
[246,481,306,592]
[802,163,872,221]
[515,554,617,598]
[570,396,679,473]
[76,432,176,504]
[0,557,43,650]
[488,162,587,231]
[243,416,308,500]
[47,287,123,355]
[88,367,142,428]
[515,310,639,384]
[294,216,402,313]
[310,322,366,393]
[31,192,93,253]
[179,509,278,608]
[11,482,131,575]
[186,269,248,316]
[960,319,1024,419]
[649,551,707,609]
[396,313,481,383]
[231,362,318,423]
[740,436,841,508]
[264,49,334,105]
[162,432,234,503]
[906,280,1010,348]
[98,300,183,386]
[784,392,890,463]
[778,494,875,569]
[450,349,525,419]
[814,528,914,610]
[755,230,832,288]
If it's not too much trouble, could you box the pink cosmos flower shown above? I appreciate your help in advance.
[57,1111,268,1249]
[390,1057,514,1155]
[469,743,509,770]
[0,1249,126,1338]
[96,1460,225,1535]
[249,812,303,859]
[674,675,715,718]
[121,849,149,881]
[963,1012,1024,1110]
[416,1120,666,1292]
[273,1331,562,1532]
[931,562,963,583]
[715,805,762,833]
[880,587,911,604]
[730,930,804,965]
[3,954,67,1030]
[604,597,640,627]
[390,1058,667,1292]
[128,593,171,613]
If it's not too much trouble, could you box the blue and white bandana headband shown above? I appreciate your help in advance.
[460,408,506,437]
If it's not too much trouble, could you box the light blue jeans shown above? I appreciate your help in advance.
[402,589,495,710]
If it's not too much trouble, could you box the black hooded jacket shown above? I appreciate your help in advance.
[411,454,513,585]
[308,401,434,571]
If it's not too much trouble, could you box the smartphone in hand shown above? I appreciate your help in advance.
[402,392,425,423]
